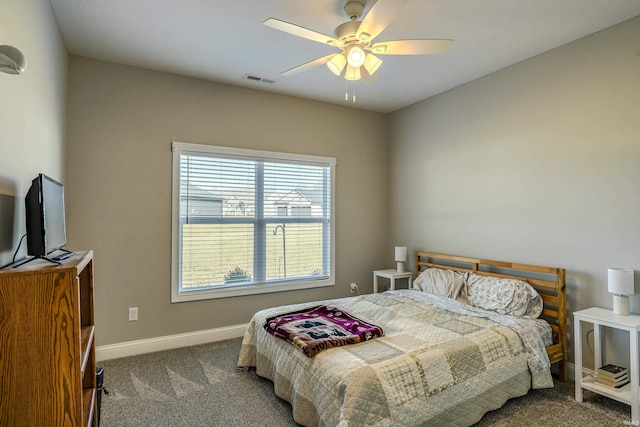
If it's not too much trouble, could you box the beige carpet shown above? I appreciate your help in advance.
[98,337,631,426]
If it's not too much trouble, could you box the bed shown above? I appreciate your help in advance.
[237,252,567,426]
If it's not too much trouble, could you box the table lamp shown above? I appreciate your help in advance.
[395,246,407,273]
[608,268,635,315]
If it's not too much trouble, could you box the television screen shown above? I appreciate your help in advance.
[25,174,67,257]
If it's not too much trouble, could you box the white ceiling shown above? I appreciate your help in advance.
[50,0,640,114]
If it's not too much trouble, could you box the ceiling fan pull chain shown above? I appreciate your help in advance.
[353,73,356,103]
[345,77,349,101]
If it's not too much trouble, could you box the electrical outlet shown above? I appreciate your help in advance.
[128,307,138,321]
[350,283,358,294]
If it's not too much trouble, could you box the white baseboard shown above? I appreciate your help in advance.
[96,323,248,361]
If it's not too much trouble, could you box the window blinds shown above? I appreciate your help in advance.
[177,146,333,292]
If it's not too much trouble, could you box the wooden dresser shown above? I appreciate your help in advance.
[0,251,97,426]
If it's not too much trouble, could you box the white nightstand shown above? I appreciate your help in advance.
[373,269,413,293]
[574,307,640,424]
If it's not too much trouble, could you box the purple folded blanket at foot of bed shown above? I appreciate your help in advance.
[264,305,384,357]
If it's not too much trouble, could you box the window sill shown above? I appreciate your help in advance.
[171,278,335,302]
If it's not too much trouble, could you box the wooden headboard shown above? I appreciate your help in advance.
[416,251,567,382]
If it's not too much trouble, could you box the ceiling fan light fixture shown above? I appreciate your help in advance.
[326,53,347,76]
[363,53,382,75]
[344,64,361,81]
[346,45,366,68]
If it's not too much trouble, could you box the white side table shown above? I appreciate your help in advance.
[574,307,640,424]
[373,269,413,293]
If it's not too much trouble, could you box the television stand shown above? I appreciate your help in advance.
[0,251,98,425]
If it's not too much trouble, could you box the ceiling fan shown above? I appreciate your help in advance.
[264,0,454,84]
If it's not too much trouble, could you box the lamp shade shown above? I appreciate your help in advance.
[608,268,634,295]
[344,64,361,81]
[326,53,347,76]
[363,53,382,75]
[395,246,407,262]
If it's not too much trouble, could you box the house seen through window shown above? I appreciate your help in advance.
[171,142,336,301]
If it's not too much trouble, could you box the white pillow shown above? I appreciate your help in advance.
[466,273,543,318]
[413,268,468,303]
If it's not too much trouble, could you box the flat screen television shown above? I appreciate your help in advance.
[25,174,68,258]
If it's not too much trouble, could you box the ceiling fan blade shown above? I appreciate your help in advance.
[370,39,454,55]
[281,54,337,76]
[356,0,410,43]
[264,18,343,48]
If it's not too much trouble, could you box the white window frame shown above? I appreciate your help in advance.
[171,141,336,302]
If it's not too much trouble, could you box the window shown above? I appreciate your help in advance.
[171,142,336,302]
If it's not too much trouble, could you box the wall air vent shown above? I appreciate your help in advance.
[243,74,276,84]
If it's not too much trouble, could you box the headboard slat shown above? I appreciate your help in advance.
[540,294,558,304]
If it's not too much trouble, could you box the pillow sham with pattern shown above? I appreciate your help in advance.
[466,272,543,318]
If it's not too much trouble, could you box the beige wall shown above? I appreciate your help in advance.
[388,16,640,367]
[0,0,67,267]
[65,57,389,345]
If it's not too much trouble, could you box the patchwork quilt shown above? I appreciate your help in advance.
[238,290,553,427]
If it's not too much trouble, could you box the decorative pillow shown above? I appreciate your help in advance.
[466,273,543,318]
[413,268,469,303]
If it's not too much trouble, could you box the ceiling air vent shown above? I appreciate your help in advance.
[243,74,276,84]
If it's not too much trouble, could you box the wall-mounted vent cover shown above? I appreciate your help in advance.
[243,74,276,84]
